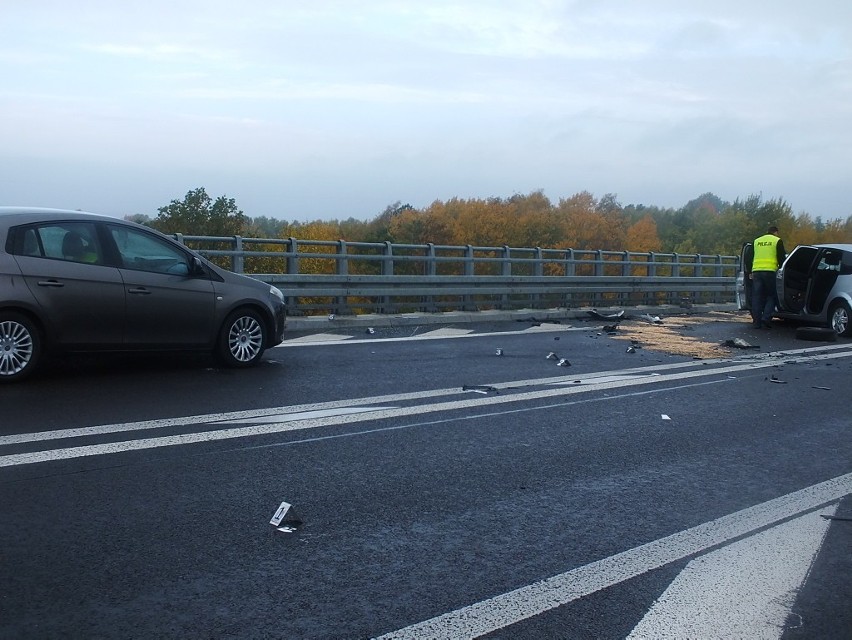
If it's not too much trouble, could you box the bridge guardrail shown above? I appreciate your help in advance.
[171,234,739,315]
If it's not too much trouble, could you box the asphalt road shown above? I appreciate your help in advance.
[1,311,850,639]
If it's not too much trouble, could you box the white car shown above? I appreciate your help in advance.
[737,242,852,336]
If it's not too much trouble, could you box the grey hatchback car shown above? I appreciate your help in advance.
[737,241,852,336]
[0,208,286,382]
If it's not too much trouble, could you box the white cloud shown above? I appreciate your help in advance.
[0,1,850,220]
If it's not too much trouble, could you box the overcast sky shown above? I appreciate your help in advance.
[2,1,850,222]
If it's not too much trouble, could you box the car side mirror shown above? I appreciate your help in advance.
[189,256,206,277]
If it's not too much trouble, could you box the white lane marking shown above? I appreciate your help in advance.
[212,407,394,425]
[553,373,660,385]
[0,359,727,446]
[374,474,852,640]
[2,373,726,467]
[3,343,850,447]
[275,324,585,347]
[627,505,836,640]
[3,348,852,466]
[282,333,354,343]
[415,328,475,337]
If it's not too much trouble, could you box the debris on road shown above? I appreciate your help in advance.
[462,385,499,394]
[556,358,571,367]
[640,313,664,324]
[495,348,503,356]
[768,375,787,384]
[812,386,831,391]
[724,338,759,349]
[546,352,559,360]
[270,501,303,533]
[587,309,625,321]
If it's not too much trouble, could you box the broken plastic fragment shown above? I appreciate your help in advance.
[587,309,625,320]
[556,358,571,367]
[724,338,759,349]
[462,385,498,394]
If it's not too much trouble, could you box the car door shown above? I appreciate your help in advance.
[736,242,753,310]
[107,225,216,346]
[777,246,819,313]
[805,247,843,314]
[10,222,125,345]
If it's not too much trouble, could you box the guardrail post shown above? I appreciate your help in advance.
[335,240,351,315]
[500,245,512,309]
[564,249,575,276]
[533,247,544,308]
[464,245,475,310]
[426,243,438,311]
[287,237,299,275]
[381,241,394,312]
[233,236,244,273]
[427,243,437,276]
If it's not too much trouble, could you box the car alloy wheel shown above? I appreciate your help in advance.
[830,301,852,336]
[218,309,267,367]
[0,314,41,382]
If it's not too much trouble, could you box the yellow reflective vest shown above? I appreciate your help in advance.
[752,234,780,271]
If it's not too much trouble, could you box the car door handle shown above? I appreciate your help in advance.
[127,287,151,295]
[37,279,64,287]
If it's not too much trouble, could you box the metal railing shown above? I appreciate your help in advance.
[172,234,739,315]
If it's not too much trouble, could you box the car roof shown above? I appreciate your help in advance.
[811,243,852,251]
[0,207,129,231]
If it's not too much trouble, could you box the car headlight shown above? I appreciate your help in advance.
[269,285,285,302]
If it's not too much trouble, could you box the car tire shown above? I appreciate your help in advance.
[795,326,838,342]
[0,312,42,383]
[829,300,852,337]
[216,308,267,367]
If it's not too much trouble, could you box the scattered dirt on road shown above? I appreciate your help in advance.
[609,311,752,359]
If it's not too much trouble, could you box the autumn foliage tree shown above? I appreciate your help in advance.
[150,188,852,260]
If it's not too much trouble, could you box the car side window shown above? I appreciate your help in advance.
[10,222,104,265]
[109,226,192,275]
[817,250,842,272]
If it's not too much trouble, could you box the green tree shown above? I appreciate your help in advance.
[152,187,249,236]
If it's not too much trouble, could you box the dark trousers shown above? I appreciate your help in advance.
[751,271,778,324]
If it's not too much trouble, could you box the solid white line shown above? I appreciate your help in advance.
[3,343,849,447]
[2,348,852,466]
[626,505,836,639]
[374,474,852,640]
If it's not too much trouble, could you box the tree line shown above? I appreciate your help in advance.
[128,187,852,257]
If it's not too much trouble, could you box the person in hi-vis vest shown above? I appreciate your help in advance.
[750,225,786,328]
